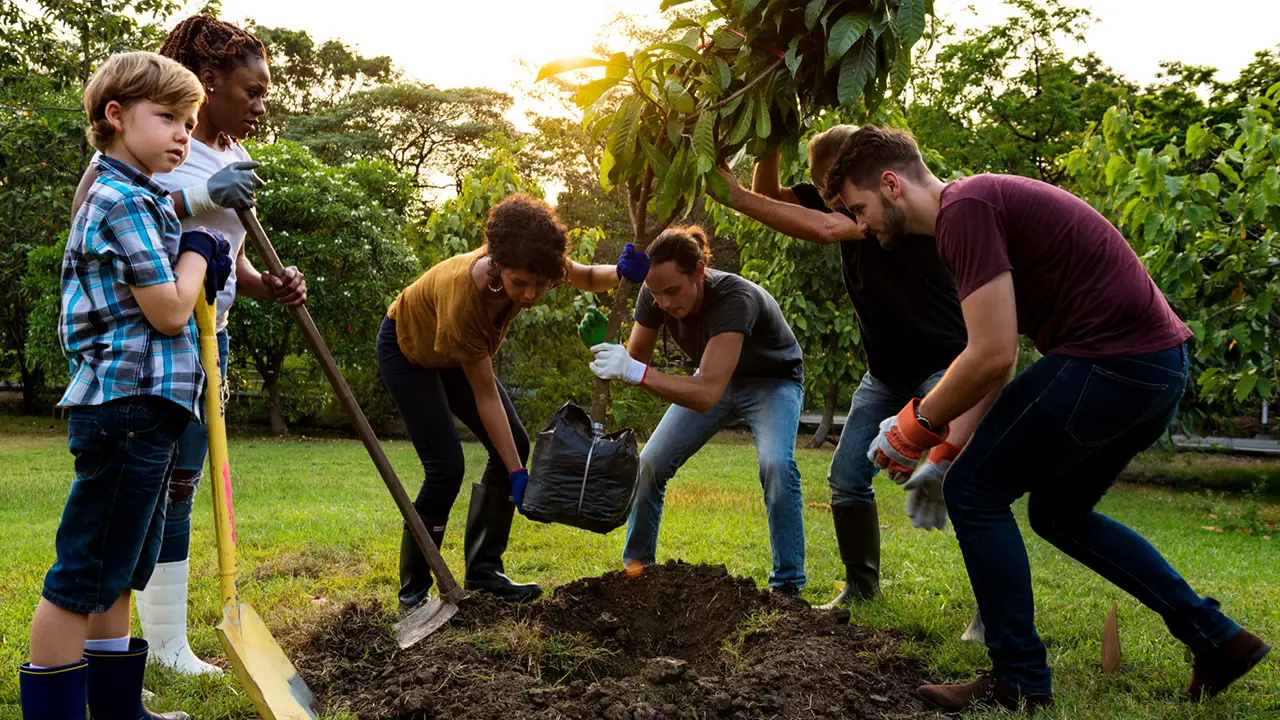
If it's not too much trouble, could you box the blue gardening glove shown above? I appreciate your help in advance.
[616,243,650,283]
[510,468,530,513]
[184,161,264,216]
[179,228,233,304]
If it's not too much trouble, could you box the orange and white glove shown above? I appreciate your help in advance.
[903,441,959,531]
[867,398,948,483]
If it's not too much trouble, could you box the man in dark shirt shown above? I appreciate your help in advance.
[825,125,1269,711]
[706,126,985,628]
[588,226,809,594]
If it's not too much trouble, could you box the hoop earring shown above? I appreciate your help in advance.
[488,278,504,293]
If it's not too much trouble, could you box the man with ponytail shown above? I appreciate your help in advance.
[588,226,809,596]
[71,14,305,677]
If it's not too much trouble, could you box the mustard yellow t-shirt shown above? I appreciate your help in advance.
[386,249,518,368]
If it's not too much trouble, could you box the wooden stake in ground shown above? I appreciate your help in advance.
[1102,602,1122,674]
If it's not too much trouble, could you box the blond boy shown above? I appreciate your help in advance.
[19,51,231,720]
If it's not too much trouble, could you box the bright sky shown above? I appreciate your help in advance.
[213,0,1280,103]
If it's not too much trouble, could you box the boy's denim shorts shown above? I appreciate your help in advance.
[42,396,191,614]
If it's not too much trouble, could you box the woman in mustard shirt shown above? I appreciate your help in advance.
[378,194,649,607]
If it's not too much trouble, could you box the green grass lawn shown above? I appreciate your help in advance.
[1,411,1277,719]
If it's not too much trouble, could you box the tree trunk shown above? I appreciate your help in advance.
[20,364,42,416]
[263,365,289,437]
[808,382,839,449]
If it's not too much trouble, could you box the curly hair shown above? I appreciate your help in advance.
[646,225,712,275]
[158,14,268,77]
[483,194,570,284]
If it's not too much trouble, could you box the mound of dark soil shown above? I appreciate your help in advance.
[294,560,935,719]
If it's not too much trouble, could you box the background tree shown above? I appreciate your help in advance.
[281,83,514,198]
[1065,89,1280,431]
[246,23,396,141]
[906,0,1130,186]
[228,140,419,435]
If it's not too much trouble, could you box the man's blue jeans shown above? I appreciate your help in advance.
[623,377,806,588]
[945,344,1242,695]
[828,370,944,507]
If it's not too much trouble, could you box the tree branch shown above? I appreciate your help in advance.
[709,58,785,111]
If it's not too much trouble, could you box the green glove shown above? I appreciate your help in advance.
[578,307,609,348]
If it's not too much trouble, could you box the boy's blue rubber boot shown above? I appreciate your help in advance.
[85,639,190,719]
[19,660,89,719]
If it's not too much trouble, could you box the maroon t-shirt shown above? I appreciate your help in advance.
[935,174,1190,357]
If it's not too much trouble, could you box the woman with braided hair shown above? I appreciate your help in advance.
[71,14,306,676]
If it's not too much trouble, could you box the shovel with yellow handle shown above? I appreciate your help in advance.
[196,296,323,719]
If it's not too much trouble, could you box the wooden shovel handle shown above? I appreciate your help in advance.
[237,210,464,601]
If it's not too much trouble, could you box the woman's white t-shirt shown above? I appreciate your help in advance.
[93,139,253,332]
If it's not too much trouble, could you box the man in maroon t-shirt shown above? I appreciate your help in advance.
[821,126,1270,712]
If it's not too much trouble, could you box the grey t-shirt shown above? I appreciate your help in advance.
[635,270,803,384]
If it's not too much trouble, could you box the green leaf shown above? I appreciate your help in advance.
[667,114,683,145]
[641,138,671,180]
[706,167,732,204]
[1199,172,1220,197]
[693,112,716,167]
[649,42,704,65]
[611,99,641,169]
[1215,161,1241,185]
[826,11,871,69]
[658,146,687,221]
[890,45,911,97]
[785,37,802,75]
[536,56,609,83]
[664,79,697,113]
[598,149,616,192]
[730,95,756,144]
[1257,290,1275,314]
[605,52,630,80]
[1185,123,1209,157]
[1271,135,1280,161]
[804,0,825,29]
[755,96,772,140]
[712,56,732,90]
[714,29,743,50]
[1235,372,1258,401]
[1143,211,1164,240]
[737,0,764,21]
[573,76,622,108]
[837,39,876,106]
[659,0,695,9]
[896,0,927,47]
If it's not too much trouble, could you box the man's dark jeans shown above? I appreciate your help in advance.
[945,344,1241,694]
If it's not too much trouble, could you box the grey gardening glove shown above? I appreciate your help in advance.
[184,161,264,216]
[902,444,953,531]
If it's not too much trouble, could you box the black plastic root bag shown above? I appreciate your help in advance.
[523,401,640,534]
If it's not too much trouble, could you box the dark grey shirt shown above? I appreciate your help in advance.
[635,269,803,384]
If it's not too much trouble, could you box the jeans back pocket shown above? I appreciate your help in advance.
[1065,366,1171,448]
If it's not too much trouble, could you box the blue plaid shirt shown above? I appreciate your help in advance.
[58,155,204,419]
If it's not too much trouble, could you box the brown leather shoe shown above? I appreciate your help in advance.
[919,671,1053,712]
[1183,629,1271,699]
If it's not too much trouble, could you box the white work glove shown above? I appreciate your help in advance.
[589,343,647,384]
[901,441,959,531]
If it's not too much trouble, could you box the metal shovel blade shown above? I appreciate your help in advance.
[394,597,460,649]
[218,602,323,719]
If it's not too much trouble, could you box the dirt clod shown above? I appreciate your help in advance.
[294,560,935,719]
